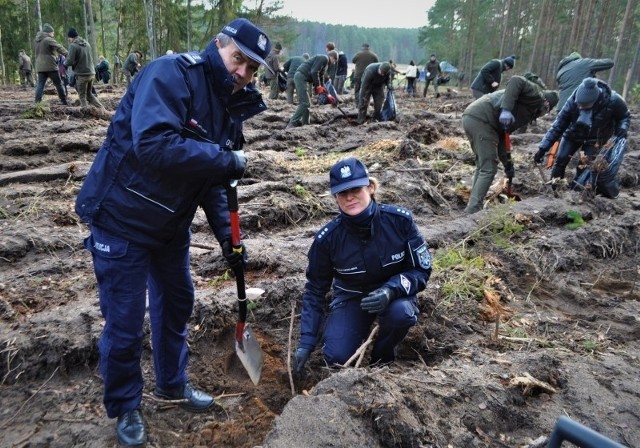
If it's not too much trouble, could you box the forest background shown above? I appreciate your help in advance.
[1,0,640,100]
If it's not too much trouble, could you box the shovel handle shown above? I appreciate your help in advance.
[504,132,514,191]
[226,184,247,345]
[547,416,624,448]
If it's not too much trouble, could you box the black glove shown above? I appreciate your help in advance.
[293,347,311,375]
[504,161,515,179]
[221,238,247,268]
[616,128,628,139]
[360,287,394,314]
[229,149,246,180]
[533,147,547,164]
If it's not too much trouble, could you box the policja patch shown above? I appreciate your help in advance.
[416,244,431,270]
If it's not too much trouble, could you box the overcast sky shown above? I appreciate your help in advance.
[275,0,435,29]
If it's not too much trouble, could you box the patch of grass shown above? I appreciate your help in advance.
[20,102,50,119]
[208,270,234,287]
[460,205,526,250]
[565,209,585,230]
[502,325,530,339]
[292,184,310,199]
[294,147,306,157]
[429,159,451,172]
[433,247,488,303]
[582,339,598,352]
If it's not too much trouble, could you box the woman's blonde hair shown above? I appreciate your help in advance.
[369,177,379,200]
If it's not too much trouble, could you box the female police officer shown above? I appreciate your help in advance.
[294,157,432,372]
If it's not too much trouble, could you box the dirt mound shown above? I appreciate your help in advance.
[0,83,638,448]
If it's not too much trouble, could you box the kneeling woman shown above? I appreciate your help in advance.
[294,157,432,373]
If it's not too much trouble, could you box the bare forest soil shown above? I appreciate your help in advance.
[0,80,639,448]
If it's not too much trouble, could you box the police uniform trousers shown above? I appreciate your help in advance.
[322,296,418,365]
[85,225,193,418]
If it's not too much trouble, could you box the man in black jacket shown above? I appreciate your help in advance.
[357,62,392,125]
[535,78,630,195]
[470,56,515,99]
[335,51,348,94]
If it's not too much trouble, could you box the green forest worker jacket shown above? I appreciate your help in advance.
[462,76,558,214]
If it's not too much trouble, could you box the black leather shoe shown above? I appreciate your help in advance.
[155,383,215,413]
[116,408,147,447]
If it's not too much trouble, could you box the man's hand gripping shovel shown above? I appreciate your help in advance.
[226,181,264,385]
[503,131,521,201]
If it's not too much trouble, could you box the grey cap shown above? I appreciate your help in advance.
[575,78,600,107]
[42,23,54,33]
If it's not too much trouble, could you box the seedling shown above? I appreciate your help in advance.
[565,210,585,230]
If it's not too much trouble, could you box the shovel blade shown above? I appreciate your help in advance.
[235,325,264,385]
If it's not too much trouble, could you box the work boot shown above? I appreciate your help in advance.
[155,383,215,413]
[116,408,147,447]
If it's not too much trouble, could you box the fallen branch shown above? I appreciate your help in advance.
[499,336,547,344]
[342,324,379,368]
[10,426,38,448]
[0,162,91,187]
[144,393,189,405]
[509,371,557,396]
[190,242,217,251]
[287,300,296,396]
[214,392,245,400]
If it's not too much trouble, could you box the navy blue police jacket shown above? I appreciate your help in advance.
[299,203,432,350]
[75,40,266,247]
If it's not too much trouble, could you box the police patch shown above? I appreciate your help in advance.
[416,244,431,270]
[400,274,411,295]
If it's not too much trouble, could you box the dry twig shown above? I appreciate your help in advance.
[287,300,296,396]
[509,371,557,396]
[342,324,379,368]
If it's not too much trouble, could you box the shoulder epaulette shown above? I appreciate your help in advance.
[179,52,203,67]
[380,203,413,219]
[315,216,341,241]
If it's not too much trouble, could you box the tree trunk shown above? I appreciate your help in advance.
[36,0,42,31]
[187,0,192,51]
[499,0,512,57]
[99,0,106,57]
[0,25,5,85]
[622,31,640,99]
[568,0,581,50]
[25,0,32,54]
[466,0,477,87]
[529,0,549,72]
[85,0,100,65]
[114,0,124,85]
[591,0,614,57]
[144,0,157,60]
[579,0,597,55]
[609,0,634,84]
